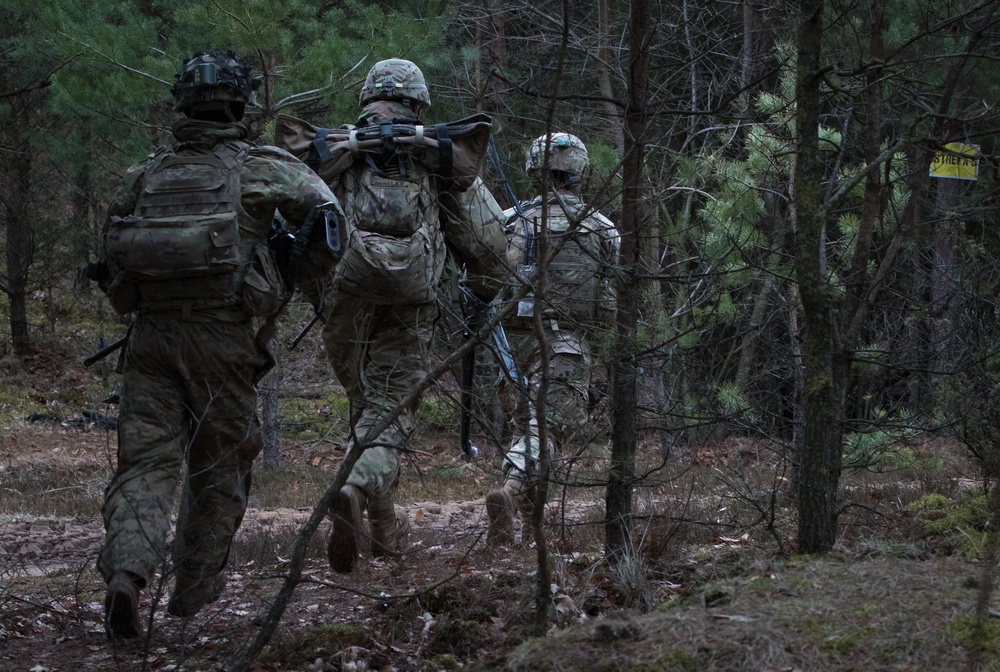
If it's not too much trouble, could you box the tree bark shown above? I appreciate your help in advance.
[605,0,651,561]
[261,341,282,469]
[793,0,842,553]
[2,120,34,358]
[596,0,624,152]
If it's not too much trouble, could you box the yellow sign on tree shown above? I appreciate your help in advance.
[929,142,979,180]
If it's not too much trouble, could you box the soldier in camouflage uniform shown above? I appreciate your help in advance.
[309,58,506,572]
[486,132,620,546]
[96,50,345,640]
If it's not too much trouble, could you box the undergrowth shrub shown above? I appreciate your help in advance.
[908,491,991,557]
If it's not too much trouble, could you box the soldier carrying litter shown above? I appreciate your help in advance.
[275,58,507,572]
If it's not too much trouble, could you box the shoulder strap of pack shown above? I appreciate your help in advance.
[216,140,254,222]
[144,144,174,175]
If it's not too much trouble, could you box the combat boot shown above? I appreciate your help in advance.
[104,572,142,640]
[328,484,366,573]
[167,571,227,618]
[370,505,410,558]
[486,488,515,546]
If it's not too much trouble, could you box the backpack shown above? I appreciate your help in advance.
[274,114,493,305]
[332,154,443,304]
[103,140,284,317]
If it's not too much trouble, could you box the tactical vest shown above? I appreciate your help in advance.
[332,148,446,305]
[508,196,605,327]
[104,140,283,317]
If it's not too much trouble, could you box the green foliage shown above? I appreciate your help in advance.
[946,613,1000,655]
[854,344,891,377]
[277,393,348,440]
[416,395,459,431]
[715,382,755,422]
[907,491,992,557]
[842,410,918,472]
[29,0,458,186]
[588,139,622,206]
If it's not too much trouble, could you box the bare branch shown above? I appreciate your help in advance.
[55,31,171,86]
[0,53,79,101]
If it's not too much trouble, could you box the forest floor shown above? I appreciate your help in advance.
[2,319,1000,671]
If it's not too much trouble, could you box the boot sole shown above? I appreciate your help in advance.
[104,578,141,640]
[328,489,363,573]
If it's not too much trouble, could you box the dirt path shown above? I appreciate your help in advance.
[1,496,602,576]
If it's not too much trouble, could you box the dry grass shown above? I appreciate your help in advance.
[2,317,999,671]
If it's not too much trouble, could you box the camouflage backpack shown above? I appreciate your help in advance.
[328,137,444,304]
[103,140,284,317]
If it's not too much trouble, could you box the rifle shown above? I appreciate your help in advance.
[483,135,535,472]
[270,208,340,351]
[486,310,527,394]
[83,335,128,367]
[268,217,297,292]
[458,282,528,462]
[487,134,521,213]
[459,283,483,461]
[287,311,322,351]
[486,134,537,318]
[269,207,342,292]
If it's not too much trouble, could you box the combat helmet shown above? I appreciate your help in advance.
[359,58,431,108]
[525,132,589,186]
[171,50,261,114]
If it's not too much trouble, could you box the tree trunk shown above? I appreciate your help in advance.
[605,0,650,561]
[793,0,841,554]
[261,348,281,469]
[3,138,33,358]
[596,0,624,152]
[73,164,95,294]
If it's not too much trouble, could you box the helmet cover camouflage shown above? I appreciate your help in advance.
[359,58,431,108]
[171,50,261,112]
[525,132,589,180]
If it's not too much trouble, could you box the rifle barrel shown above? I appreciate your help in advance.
[83,336,127,367]
[287,312,322,351]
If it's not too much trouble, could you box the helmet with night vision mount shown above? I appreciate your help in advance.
[171,50,261,115]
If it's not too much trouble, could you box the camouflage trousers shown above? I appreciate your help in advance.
[97,315,268,591]
[497,324,592,513]
[320,291,438,514]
